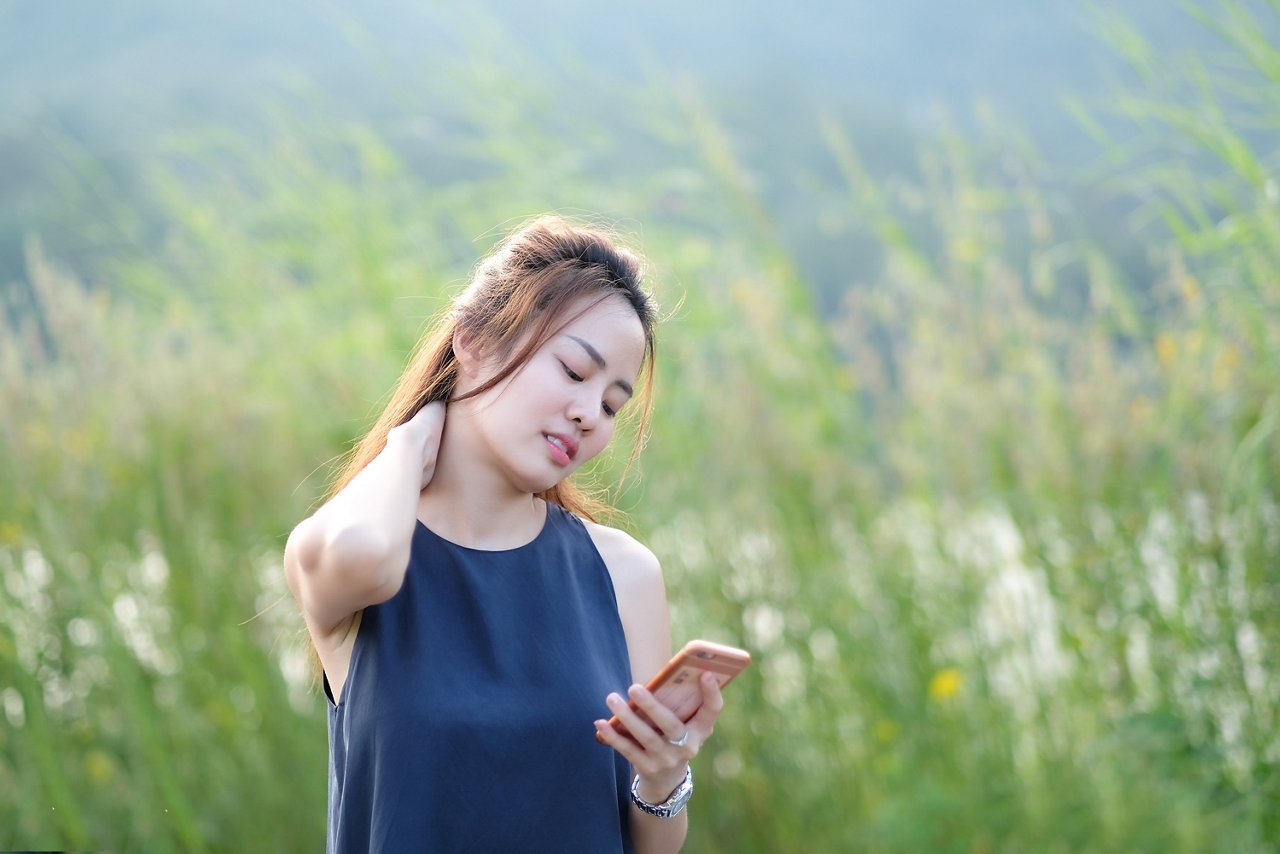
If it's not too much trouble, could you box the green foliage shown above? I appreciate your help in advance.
[1,1,1278,850]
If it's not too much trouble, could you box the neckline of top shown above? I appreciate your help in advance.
[414,499,559,554]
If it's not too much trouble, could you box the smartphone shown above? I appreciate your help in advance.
[597,639,751,743]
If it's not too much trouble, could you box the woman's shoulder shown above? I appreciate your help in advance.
[580,518,661,583]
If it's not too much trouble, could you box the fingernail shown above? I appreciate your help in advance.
[607,693,621,705]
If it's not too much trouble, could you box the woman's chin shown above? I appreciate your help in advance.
[508,469,568,497]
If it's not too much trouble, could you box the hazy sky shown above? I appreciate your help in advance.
[1,0,1209,139]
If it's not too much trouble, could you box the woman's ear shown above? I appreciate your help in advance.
[453,327,484,379]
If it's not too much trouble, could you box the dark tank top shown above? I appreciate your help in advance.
[325,501,635,853]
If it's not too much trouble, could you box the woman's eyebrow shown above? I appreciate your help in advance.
[567,335,606,368]
[567,335,633,397]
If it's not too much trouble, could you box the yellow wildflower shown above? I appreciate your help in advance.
[86,749,114,784]
[873,720,900,743]
[1179,275,1202,308]
[1213,345,1242,390]
[1155,333,1176,368]
[929,667,964,701]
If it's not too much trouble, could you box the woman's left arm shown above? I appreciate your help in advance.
[586,523,727,854]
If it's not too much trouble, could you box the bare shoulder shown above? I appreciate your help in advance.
[583,520,661,583]
[583,519,672,683]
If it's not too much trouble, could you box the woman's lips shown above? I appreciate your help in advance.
[545,433,579,465]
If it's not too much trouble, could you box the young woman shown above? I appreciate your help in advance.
[284,216,725,853]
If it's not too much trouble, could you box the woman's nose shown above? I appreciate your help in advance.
[567,392,599,430]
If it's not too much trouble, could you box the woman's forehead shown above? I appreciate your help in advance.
[561,293,643,330]
[554,296,647,366]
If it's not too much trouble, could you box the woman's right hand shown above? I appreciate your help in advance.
[387,401,447,489]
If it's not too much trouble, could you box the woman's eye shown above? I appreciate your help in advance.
[602,403,617,418]
[561,362,583,382]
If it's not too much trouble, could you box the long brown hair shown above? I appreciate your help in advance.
[327,215,658,520]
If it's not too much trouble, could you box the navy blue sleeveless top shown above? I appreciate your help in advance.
[325,502,635,853]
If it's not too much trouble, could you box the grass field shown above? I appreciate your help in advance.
[1,2,1277,850]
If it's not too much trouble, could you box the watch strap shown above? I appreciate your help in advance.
[630,766,694,818]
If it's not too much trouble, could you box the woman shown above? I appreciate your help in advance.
[284,216,725,853]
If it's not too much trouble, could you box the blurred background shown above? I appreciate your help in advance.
[1,0,1277,850]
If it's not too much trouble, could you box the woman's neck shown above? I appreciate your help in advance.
[415,409,545,550]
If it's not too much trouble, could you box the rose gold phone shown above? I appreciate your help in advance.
[597,639,751,743]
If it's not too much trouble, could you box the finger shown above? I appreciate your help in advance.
[605,690,668,752]
[391,401,445,443]
[686,672,725,734]
[411,400,446,433]
[400,403,447,486]
[627,684,689,744]
[593,718,643,764]
[400,401,443,431]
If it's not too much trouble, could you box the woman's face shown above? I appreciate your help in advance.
[456,293,647,494]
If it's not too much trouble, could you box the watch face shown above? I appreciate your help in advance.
[664,769,693,814]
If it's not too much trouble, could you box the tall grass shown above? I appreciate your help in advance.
[1,1,1277,850]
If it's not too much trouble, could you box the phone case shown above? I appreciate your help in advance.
[598,639,751,743]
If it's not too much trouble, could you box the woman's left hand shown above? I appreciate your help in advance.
[594,671,725,803]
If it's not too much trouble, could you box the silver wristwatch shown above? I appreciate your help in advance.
[630,766,694,818]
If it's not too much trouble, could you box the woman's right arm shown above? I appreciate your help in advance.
[284,402,445,637]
